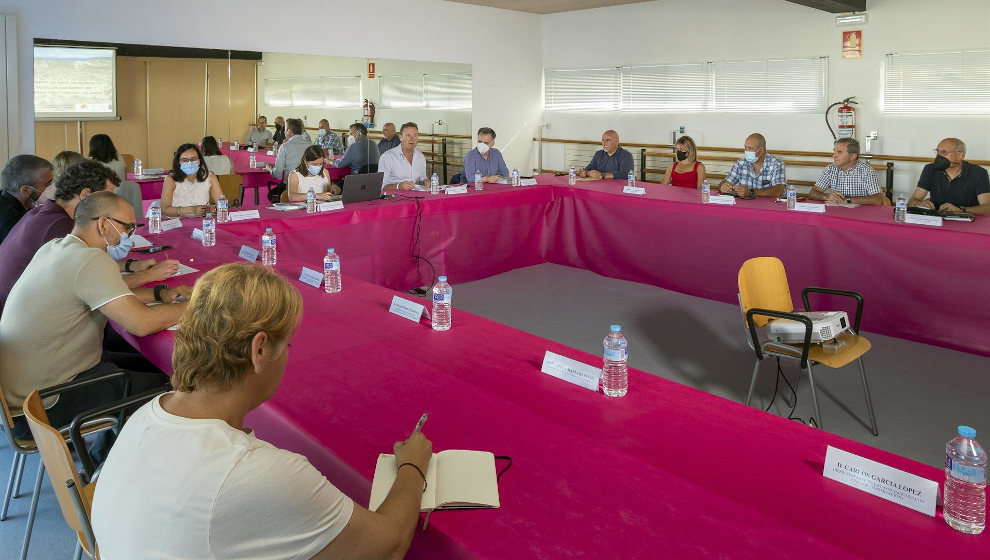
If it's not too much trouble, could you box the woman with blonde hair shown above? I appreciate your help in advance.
[44,151,86,202]
[286,144,341,202]
[660,135,707,189]
[92,263,432,559]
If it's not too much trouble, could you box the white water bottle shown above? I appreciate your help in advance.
[474,171,483,191]
[249,153,257,168]
[786,185,797,210]
[217,194,229,223]
[306,187,317,213]
[323,248,341,294]
[431,172,440,195]
[895,193,907,223]
[511,167,520,187]
[702,180,711,203]
[202,213,216,247]
[261,227,277,266]
[134,158,143,176]
[148,201,162,234]
[568,166,576,185]
[627,170,636,189]
[432,276,452,331]
[218,137,223,146]
[602,325,628,397]
[233,139,239,150]
[944,426,986,534]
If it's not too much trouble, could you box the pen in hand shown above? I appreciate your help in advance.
[412,413,428,436]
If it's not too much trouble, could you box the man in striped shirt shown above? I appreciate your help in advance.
[808,138,884,205]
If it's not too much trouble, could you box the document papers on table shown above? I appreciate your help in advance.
[369,450,500,513]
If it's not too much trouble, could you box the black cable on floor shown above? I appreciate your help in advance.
[397,194,437,295]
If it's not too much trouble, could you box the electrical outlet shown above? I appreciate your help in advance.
[867,131,878,140]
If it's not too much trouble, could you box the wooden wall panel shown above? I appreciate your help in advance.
[206,61,230,142]
[34,121,76,160]
[82,57,148,165]
[147,59,206,169]
[229,60,257,144]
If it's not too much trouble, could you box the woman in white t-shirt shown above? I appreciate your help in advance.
[90,263,433,559]
[200,135,233,176]
[286,145,341,202]
[160,143,222,217]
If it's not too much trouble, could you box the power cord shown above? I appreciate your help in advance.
[396,194,438,296]
[765,357,817,428]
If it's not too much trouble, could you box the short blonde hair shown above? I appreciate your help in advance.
[171,263,302,392]
[52,151,85,182]
[675,135,698,162]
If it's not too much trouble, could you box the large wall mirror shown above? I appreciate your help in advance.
[33,40,473,177]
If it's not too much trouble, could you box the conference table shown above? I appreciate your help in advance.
[118,178,989,558]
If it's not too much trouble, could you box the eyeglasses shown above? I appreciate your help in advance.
[934,149,963,156]
[93,216,143,235]
[179,157,200,164]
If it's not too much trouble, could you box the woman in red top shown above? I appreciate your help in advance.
[660,135,706,189]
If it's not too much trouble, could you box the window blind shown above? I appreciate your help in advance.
[380,74,425,109]
[883,50,990,114]
[323,76,361,108]
[620,63,712,112]
[425,73,472,110]
[263,78,292,107]
[263,76,361,108]
[544,68,620,111]
[712,57,828,113]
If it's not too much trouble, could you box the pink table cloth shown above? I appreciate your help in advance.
[120,225,989,558]
[127,173,167,199]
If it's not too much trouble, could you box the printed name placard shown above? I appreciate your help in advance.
[822,446,938,516]
[230,210,261,221]
[540,351,601,392]
[622,185,646,195]
[707,195,736,205]
[130,234,152,248]
[389,295,427,323]
[299,267,324,289]
[191,228,204,241]
[317,201,344,211]
[247,147,255,152]
[793,202,826,213]
[445,185,468,195]
[266,150,275,156]
[238,245,260,262]
[160,218,183,231]
[905,214,944,227]
[519,178,538,186]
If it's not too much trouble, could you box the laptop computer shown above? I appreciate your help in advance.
[341,172,385,204]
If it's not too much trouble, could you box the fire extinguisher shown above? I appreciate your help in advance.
[826,96,857,140]
[363,99,376,127]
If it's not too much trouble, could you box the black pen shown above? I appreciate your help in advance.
[412,413,428,435]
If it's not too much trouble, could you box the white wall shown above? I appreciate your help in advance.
[3,0,544,172]
[256,53,472,137]
[542,0,990,191]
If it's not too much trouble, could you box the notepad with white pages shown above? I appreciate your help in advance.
[369,450,500,512]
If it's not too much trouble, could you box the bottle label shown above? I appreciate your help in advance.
[604,348,627,361]
[433,293,451,303]
[946,455,986,484]
[262,238,276,248]
[324,262,339,272]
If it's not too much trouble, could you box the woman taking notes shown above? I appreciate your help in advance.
[161,143,222,218]
[660,135,707,189]
[286,145,341,202]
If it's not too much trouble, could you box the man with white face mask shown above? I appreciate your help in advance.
[462,127,510,183]
[316,118,343,157]
[720,133,787,198]
[333,123,381,175]
[0,191,190,452]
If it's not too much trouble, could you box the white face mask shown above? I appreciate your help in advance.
[477,142,490,155]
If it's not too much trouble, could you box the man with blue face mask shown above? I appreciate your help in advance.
[720,133,787,198]
[316,118,344,157]
[0,191,190,456]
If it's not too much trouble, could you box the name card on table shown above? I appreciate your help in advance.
[707,195,736,206]
[793,202,826,213]
[238,245,260,262]
[230,210,261,222]
[317,201,344,211]
[822,446,938,516]
[266,150,275,156]
[445,185,468,195]
[299,267,324,289]
[247,147,255,152]
[623,186,646,195]
[191,228,204,241]
[540,351,601,392]
[905,214,943,227]
[520,178,538,186]
[160,218,183,231]
[389,295,429,323]
[130,234,152,248]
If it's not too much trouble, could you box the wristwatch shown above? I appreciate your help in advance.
[846,196,852,203]
[124,258,137,272]
[154,284,168,303]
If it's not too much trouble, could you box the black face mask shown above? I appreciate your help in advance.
[676,150,688,161]
[275,124,284,131]
[933,154,951,171]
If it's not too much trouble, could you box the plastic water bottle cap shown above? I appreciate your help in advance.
[438,275,447,282]
[610,325,621,332]
[328,248,334,253]
[206,212,212,217]
[265,228,272,232]
[958,426,977,438]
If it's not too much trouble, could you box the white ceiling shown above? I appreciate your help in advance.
[444,0,657,15]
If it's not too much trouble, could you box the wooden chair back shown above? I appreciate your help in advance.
[737,257,794,328]
[216,173,244,207]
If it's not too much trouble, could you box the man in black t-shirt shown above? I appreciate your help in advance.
[909,137,990,215]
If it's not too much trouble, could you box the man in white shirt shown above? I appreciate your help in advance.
[247,115,273,146]
[379,122,427,191]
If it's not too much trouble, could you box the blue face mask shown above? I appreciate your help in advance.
[104,221,133,261]
[318,129,327,138]
[307,164,323,176]
[180,161,200,175]
[744,150,759,163]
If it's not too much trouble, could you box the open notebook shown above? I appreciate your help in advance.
[369,450,500,512]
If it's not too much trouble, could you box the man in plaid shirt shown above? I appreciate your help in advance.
[316,119,344,156]
[719,133,787,198]
[808,138,884,205]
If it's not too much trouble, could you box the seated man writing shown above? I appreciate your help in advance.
[807,138,885,205]
[908,137,990,215]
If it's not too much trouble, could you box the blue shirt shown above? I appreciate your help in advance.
[462,148,509,182]
[316,131,343,155]
[725,154,787,190]
[585,147,634,178]
[378,136,400,154]
[333,138,381,175]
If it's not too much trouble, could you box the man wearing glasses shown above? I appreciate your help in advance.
[0,191,189,456]
[0,155,53,244]
[909,137,990,215]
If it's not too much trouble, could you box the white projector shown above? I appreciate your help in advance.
[769,311,850,343]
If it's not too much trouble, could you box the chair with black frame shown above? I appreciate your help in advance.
[737,256,878,435]
[0,372,127,560]
[358,163,379,174]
